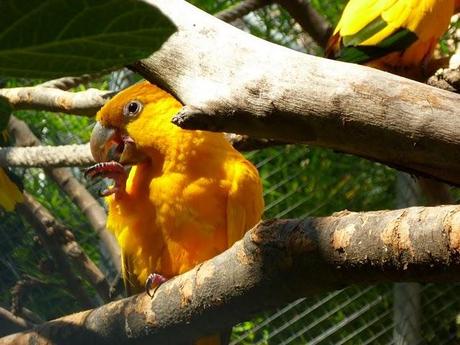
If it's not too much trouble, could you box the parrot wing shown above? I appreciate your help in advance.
[226,159,264,247]
[0,96,24,211]
[325,0,418,64]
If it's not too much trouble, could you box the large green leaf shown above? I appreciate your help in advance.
[0,0,176,78]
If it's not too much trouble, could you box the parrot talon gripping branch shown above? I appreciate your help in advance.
[145,272,167,298]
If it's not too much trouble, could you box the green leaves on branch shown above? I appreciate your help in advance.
[0,0,176,78]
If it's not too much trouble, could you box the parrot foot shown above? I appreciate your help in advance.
[145,273,167,298]
[84,162,127,197]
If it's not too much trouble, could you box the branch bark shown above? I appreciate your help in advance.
[8,117,121,273]
[275,0,332,48]
[2,204,460,344]
[0,308,34,338]
[0,87,113,116]
[131,0,460,186]
[0,144,94,168]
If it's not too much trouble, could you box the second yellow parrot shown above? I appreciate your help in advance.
[326,0,457,78]
[86,81,264,345]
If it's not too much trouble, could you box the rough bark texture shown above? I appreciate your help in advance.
[131,0,460,186]
[2,205,460,345]
[0,87,113,116]
[8,116,121,273]
[0,144,94,168]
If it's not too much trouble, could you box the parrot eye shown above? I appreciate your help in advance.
[123,100,143,119]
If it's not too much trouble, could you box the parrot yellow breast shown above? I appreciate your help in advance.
[99,82,264,288]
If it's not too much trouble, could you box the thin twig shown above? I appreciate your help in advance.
[0,307,34,337]
[215,0,272,23]
[39,74,102,90]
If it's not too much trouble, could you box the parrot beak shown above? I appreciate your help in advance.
[90,122,146,165]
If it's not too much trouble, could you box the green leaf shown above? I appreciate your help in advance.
[0,0,176,78]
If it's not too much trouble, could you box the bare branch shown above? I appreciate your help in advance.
[275,0,332,48]
[19,194,111,303]
[2,204,460,345]
[0,144,93,168]
[0,308,34,337]
[17,194,100,308]
[131,0,460,186]
[215,0,272,23]
[0,87,113,116]
[8,117,121,273]
[10,276,47,325]
[427,67,460,93]
[39,74,101,90]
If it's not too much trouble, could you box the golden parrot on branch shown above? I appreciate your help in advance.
[86,81,264,345]
[326,0,459,79]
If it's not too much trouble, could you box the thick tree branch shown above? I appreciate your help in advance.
[0,87,113,116]
[8,117,121,273]
[131,0,460,186]
[275,0,332,49]
[2,205,460,344]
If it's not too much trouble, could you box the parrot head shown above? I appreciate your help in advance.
[87,81,183,195]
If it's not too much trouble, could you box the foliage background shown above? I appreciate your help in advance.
[1,0,459,344]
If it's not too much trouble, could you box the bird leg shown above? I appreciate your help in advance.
[145,273,167,298]
[85,161,128,197]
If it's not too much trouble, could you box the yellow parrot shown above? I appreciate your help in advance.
[86,81,264,345]
[326,0,457,78]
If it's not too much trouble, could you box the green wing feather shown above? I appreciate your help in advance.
[331,16,418,64]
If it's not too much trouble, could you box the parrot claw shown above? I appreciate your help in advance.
[145,273,167,298]
[84,162,128,197]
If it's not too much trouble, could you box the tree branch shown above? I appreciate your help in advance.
[275,0,332,49]
[130,0,460,186]
[16,194,97,309]
[2,204,460,344]
[8,116,121,273]
[19,194,111,303]
[0,144,94,168]
[215,0,272,23]
[39,74,101,90]
[0,308,34,338]
[0,87,113,116]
